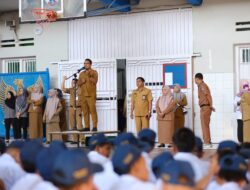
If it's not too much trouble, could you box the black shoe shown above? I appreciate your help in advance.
[92,128,97,132]
[158,143,165,148]
[82,128,90,131]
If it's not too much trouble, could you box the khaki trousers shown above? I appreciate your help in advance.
[200,107,212,144]
[82,96,98,129]
[69,107,84,141]
[135,116,149,133]
[243,120,250,142]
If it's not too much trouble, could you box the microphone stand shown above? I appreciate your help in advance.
[66,69,82,131]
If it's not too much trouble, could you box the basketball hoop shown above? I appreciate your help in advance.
[32,8,57,34]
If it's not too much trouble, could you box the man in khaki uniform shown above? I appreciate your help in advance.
[130,77,153,133]
[62,76,83,143]
[78,58,98,131]
[240,85,250,142]
[195,73,215,147]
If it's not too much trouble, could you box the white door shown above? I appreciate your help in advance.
[126,57,193,137]
[58,59,118,131]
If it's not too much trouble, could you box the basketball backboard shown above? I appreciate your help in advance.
[19,0,87,22]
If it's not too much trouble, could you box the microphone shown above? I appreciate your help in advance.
[77,67,85,73]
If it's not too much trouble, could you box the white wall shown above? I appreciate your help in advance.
[193,0,250,142]
[0,12,68,88]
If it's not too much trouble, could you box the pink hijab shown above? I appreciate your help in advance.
[237,81,250,97]
[44,89,59,121]
[159,85,173,112]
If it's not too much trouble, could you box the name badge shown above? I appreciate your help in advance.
[142,95,146,100]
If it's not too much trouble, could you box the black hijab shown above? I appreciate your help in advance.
[5,91,15,109]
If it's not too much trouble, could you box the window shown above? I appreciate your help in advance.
[2,57,36,73]
[240,48,250,64]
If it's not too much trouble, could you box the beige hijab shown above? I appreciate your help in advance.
[44,89,59,121]
[31,84,44,110]
[159,85,173,112]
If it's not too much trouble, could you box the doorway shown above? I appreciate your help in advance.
[117,59,127,132]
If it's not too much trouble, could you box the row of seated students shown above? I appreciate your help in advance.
[0,127,249,190]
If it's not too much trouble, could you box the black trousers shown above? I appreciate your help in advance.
[237,119,243,143]
[4,118,18,140]
[16,117,28,139]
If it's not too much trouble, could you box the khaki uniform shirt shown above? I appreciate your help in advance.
[64,87,81,107]
[198,82,212,107]
[131,87,153,116]
[79,69,98,97]
[241,92,250,121]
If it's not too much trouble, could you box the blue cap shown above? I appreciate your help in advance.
[219,154,247,174]
[217,140,239,152]
[20,140,44,172]
[89,133,112,150]
[0,139,6,154]
[36,142,67,181]
[195,136,203,152]
[114,133,138,147]
[239,148,250,159]
[138,129,156,147]
[112,144,142,175]
[137,140,152,153]
[8,140,25,150]
[152,152,173,178]
[160,160,195,187]
[52,149,103,187]
[50,140,67,150]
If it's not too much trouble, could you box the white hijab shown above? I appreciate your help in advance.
[44,89,59,121]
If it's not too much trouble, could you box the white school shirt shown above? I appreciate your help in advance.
[206,180,221,190]
[234,96,242,120]
[88,151,119,190]
[110,175,158,190]
[218,182,242,190]
[142,152,157,182]
[0,153,25,190]
[174,152,209,182]
[11,174,58,190]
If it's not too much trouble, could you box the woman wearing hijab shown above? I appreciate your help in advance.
[156,86,176,147]
[28,84,44,139]
[173,84,188,131]
[240,82,250,142]
[234,81,249,143]
[15,87,29,139]
[4,91,17,142]
[43,89,62,142]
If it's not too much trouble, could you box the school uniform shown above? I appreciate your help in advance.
[173,92,188,130]
[141,152,156,182]
[234,96,243,142]
[88,151,119,190]
[174,152,208,182]
[0,153,25,190]
[11,173,58,190]
[219,182,242,190]
[241,92,250,142]
[110,175,158,190]
[206,180,221,190]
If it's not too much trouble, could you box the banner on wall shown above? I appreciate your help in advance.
[163,63,187,88]
[0,69,50,137]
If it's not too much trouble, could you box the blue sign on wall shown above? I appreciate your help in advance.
[0,69,50,137]
[163,63,187,88]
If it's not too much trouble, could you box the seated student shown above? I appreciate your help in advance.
[111,144,157,190]
[173,128,209,182]
[151,152,173,189]
[218,154,248,190]
[88,134,118,190]
[12,141,66,190]
[52,149,103,190]
[217,140,239,153]
[205,148,236,190]
[0,141,25,190]
[88,133,113,165]
[159,159,198,190]
[138,129,157,182]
